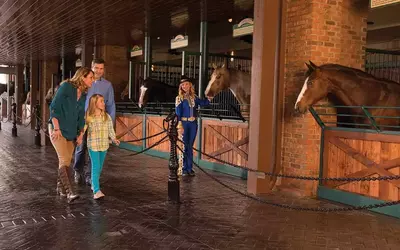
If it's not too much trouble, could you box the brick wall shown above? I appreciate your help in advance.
[97,45,129,102]
[277,0,368,196]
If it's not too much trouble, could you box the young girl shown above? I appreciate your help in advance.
[84,94,120,199]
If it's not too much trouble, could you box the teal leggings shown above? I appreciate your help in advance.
[88,149,107,194]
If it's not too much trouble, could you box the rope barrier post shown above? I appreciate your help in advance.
[34,101,41,146]
[11,102,17,137]
[165,112,180,203]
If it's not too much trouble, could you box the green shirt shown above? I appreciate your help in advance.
[49,82,87,141]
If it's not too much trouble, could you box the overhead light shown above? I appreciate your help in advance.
[228,18,233,23]
[157,37,160,40]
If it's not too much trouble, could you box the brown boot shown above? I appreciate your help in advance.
[56,176,67,196]
[58,166,79,203]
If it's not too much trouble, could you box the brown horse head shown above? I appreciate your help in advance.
[294,60,400,114]
[205,64,230,100]
[294,61,331,113]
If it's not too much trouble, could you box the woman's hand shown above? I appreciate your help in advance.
[51,129,62,141]
[178,126,184,135]
[76,134,83,146]
[112,139,120,146]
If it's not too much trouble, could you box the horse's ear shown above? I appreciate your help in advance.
[305,62,313,71]
[309,60,318,69]
[221,64,225,68]
[212,63,217,69]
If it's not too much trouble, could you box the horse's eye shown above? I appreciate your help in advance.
[216,74,221,79]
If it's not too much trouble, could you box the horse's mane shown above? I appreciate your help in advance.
[317,63,400,86]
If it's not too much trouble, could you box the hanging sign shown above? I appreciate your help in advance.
[233,18,254,37]
[370,0,400,8]
[170,34,188,49]
[130,45,143,57]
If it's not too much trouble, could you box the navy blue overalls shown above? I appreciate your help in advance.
[175,95,210,175]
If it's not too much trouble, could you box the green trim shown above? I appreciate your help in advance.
[317,186,400,218]
[318,128,324,186]
[118,142,247,179]
[198,159,247,179]
[362,107,380,132]
[119,142,142,152]
[309,107,325,129]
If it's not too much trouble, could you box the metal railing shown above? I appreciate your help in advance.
[309,105,400,134]
[365,48,400,83]
[116,101,250,121]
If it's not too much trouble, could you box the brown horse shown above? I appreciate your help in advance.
[137,78,178,108]
[295,61,400,130]
[204,64,251,110]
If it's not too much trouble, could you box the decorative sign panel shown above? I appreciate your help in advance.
[130,45,143,57]
[370,0,400,8]
[170,35,188,49]
[233,18,253,37]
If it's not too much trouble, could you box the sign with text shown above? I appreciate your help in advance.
[170,35,188,49]
[233,18,253,37]
[370,0,400,8]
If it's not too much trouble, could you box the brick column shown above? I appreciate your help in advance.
[97,45,129,102]
[278,0,368,196]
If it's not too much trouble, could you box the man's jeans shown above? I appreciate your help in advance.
[73,132,91,183]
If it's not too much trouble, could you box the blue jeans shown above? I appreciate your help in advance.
[182,121,198,173]
[73,132,91,182]
[88,149,107,194]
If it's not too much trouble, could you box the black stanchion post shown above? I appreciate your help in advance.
[165,112,180,203]
[11,102,17,137]
[34,101,41,146]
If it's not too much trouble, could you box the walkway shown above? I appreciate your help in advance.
[0,122,399,250]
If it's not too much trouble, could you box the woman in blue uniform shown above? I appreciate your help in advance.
[175,76,211,176]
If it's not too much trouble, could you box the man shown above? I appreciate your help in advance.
[73,58,116,186]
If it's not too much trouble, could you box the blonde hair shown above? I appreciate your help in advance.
[178,81,196,99]
[61,67,94,93]
[85,94,108,123]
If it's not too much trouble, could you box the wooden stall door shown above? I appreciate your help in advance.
[201,119,249,167]
[116,115,143,147]
[323,130,400,201]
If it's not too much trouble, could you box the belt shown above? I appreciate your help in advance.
[181,117,196,122]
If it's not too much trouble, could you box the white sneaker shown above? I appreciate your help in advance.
[93,191,105,200]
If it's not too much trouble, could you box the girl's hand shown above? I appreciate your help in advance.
[113,139,120,146]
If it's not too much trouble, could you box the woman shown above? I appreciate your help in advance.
[49,67,94,203]
[175,76,211,176]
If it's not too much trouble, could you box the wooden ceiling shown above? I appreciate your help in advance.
[0,0,254,65]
